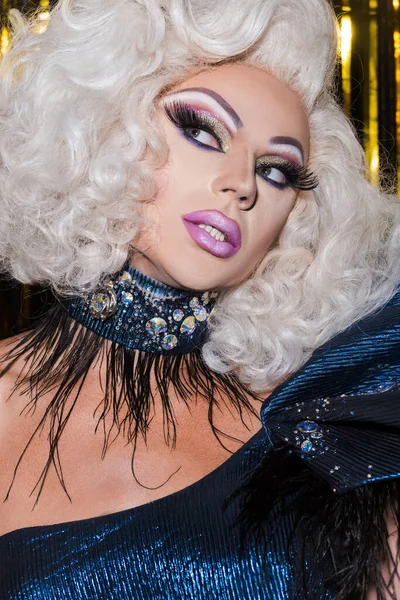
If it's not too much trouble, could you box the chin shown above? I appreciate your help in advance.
[161,261,234,292]
[168,271,221,292]
[131,248,242,292]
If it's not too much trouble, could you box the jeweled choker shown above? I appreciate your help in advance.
[63,265,218,355]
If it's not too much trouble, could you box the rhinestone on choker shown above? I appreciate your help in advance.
[63,266,218,355]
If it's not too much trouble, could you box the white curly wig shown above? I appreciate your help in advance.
[0,0,399,390]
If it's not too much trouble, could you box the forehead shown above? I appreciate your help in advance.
[171,64,310,154]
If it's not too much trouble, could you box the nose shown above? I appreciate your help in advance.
[210,147,257,209]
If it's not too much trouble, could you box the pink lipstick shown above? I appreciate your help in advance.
[182,210,242,258]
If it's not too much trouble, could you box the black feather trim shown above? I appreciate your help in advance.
[0,301,260,505]
[229,450,400,599]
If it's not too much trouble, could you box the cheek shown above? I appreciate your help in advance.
[250,195,297,247]
[148,164,181,220]
[152,143,213,206]
[166,124,223,186]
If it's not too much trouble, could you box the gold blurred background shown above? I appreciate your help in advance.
[0,0,399,339]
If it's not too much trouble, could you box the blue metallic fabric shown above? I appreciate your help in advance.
[0,430,332,600]
[262,288,400,494]
[64,265,216,355]
[1,289,400,599]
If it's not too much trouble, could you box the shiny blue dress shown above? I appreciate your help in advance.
[1,288,400,599]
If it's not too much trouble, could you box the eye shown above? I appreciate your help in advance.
[184,127,221,150]
[163,100,229,153]
[255,158,318,191]
[258,166,287,187]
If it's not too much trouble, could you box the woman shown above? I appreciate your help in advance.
[0,0,399,598]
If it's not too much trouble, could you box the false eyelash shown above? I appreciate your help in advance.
[257,161,319,192]
[281,164,319,191]
[164,100,224,149]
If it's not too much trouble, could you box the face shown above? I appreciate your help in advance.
[131,64,313,291]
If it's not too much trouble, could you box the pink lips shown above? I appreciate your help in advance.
[182,210,242,258]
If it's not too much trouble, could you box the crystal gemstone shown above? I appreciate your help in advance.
[193,306,208,322]
[146,317,168,336]
[297,421,319,433]
[88,289,117,321]
[161,334,178,351]
[118,271,133,287]
[121,291,134,306]
[301,440,313,453]
[173,309,184,322]
[180,316,197,336]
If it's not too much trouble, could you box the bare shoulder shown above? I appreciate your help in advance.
[0,333,25,357]
[0,334,49,531]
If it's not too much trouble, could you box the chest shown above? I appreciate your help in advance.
[0,379,261,536]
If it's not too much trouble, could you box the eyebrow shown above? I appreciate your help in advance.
[270,136,305,162]
[177,87,243,128]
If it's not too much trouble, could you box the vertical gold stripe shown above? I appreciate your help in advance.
[0,25,10,60]
[394,1,400,189]
[394,32,400,186]
[365,0,379,186]
[36,0,51,33]
[0,1,10,62]
[340,10,353,118]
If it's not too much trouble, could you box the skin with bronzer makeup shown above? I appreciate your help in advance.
[132,64,310,292]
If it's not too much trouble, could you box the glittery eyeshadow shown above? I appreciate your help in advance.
[256,156,294,170]
[195,110,231,153]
